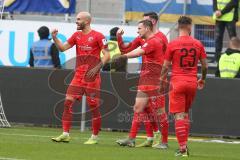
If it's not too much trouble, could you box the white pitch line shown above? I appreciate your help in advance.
[1,132,240,144]
[137,135,240,144]
[193,139,240,144]
[0,133,52,138]
[0,133,89,140]
[0,157,25,160]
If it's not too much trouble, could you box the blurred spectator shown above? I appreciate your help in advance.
[29,26,61,68]
[102,27,127,72]
[219,37,240,78]
[213,0,239,63]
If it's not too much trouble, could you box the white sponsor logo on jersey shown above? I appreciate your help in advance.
[142,43,148,48]
[102,39,108,45]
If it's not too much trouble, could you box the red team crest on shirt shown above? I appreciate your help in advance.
[88,36,94,42]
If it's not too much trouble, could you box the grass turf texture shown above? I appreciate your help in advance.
[0,126,240,160]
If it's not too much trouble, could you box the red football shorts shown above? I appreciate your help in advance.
[169,80,197,113]
[66,73,101,107]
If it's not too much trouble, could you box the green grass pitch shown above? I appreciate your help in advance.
[0,126,240,160]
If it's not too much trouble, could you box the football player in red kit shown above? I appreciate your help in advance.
[51,12,110,144]
[116,12,169,148]
[116,19,167,148]
[159,16,208,157]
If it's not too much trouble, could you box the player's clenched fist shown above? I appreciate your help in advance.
[51,29,58,39]
[197,79,205,90]
[116,28,124,36]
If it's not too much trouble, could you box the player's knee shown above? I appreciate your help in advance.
[174,112,185,120]
[66,95,75,101]
[64,99,74,112]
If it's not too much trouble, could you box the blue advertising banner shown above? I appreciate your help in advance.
[125,0,214,24]
[4,0,76,13]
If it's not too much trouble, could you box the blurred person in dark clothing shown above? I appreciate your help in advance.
[29,26,61,68]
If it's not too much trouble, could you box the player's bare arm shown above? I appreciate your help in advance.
[121,48,145,59]
[113,48,144,65]
[125,48,145,58]
[198,58,208,90]
[159,60,171,93]
[51,29,72,52]
[86,48,110,79]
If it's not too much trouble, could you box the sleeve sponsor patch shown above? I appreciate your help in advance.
[102,39,108,45]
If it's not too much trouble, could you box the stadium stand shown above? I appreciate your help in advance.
[3,0,125,24]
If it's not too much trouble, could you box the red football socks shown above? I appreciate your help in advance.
[129,112,141,138]
[129,112,154,138]
[175,119,187,151]
[91,106,101,135]
[159,113,169,144]
[62,100,74,132]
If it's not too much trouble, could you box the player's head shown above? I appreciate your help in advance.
[137,19,153,39]
[178,16,192,34]
[76,12,92,30]
[143,12,159,26]
[229,37,240,49]
[110,27,119,40]
[37,26,50,40]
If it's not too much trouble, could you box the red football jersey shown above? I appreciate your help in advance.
[165,36,207,81]
[67,30,108,73]
[155,31,168,53]
[139,35,164,86]
[117,30,168,54]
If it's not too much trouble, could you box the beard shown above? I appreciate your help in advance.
[77,23,86,30]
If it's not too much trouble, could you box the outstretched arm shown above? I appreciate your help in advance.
[51,29,72,52]
[112,48,144,67]
[125,48,145,58]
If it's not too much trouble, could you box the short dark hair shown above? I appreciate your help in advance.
[109,27,119,40]
[110,27,119,36]
[138,19,153,31]
[230,37,240,48]
[38,26,50,39]
[178,16,192,28]
[143,12,159,22]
